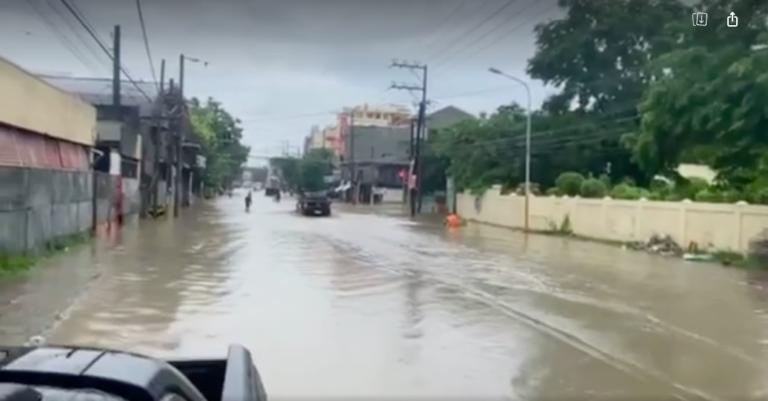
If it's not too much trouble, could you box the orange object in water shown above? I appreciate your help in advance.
[445,214,461,227]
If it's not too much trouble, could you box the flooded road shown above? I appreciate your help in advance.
[39,192,768,400]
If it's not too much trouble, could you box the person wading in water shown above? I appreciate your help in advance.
[245,191,252,212]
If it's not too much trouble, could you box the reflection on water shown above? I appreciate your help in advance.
[45,194,768,399]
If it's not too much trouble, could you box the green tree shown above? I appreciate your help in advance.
[188,97,250,189]
[526,0,687,185]
[270,148,334,192]
[629,0,768,188]
[424,0,768,197]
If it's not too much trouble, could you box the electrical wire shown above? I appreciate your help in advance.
[378,0,496,104]
[58,0,152,102]
[429,0,529,68]
[396,0,470,60]
[236,86,520,124]
[418,0,513,64]
[433,0,552,74]
[434,2,558,77]
[135,0,158,90]
[43,0,110,71]
[23,0,100,74]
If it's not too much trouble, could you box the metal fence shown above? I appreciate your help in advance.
[0,167,139,253]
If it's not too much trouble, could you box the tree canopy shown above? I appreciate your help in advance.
[188,97,250,189]
[427,0,768,199]
[270,148,335,192]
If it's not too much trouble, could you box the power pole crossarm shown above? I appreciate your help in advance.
[390,60,426,70]
[389,82,423,92]
[388,58,429,216]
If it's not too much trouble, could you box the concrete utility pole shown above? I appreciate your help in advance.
[167,78,176,205]
[349,111,357,204]
[111,25,121,108]
[149,59,166,216]
[389,59,428,217]
[94,24,121,233]
[173,54,186,217]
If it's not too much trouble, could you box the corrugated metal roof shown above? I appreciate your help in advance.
[37,75,159,117]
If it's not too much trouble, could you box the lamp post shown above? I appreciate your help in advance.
[488,67,532,232]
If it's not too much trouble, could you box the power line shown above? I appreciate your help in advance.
[58,0,152,102]
[434,2,558,77]
[23,0,98,74]
[428,0,522,67]
[432,0,544,71]
[413,0,498,64]
[397,0,470,60]
[135,0,158,90]
[42,0,111,72]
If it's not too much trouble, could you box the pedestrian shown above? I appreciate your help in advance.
[245,190,252,211]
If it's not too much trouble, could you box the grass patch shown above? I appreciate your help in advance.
[0,233,91,278]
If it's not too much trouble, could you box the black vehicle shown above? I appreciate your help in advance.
[296,191,331,216]
[0,344,267,401]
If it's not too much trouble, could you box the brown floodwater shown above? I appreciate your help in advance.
[8,190,766,400]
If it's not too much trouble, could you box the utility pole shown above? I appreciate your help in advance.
[404,118,416,211]
[167,78,175,205]
[111,25,121,108]
[174,55,185,217]
[349,111,356,204]
[95,24,121,233]
[389,59,428,216]
[149,59,165,216]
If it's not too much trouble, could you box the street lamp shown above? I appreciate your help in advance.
[488,67,532,232]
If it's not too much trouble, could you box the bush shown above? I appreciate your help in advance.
[609,183,649,200]
[555,172,585,196]
[580,178,608,198]
[748,187,768,205]
[694,189,723,203]
[675,177,710,199]
[545,187,560,196]
[598,173,611,189]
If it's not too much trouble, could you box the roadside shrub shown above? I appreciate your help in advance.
[609,183,649,200]
[694,189,721,202]
[598,173,611,189]
[695,189,743,203]
[649,178,670,191]
[721,190,743,203]
[748,187,768,205]
[545,187,560,196]
[555,172,585,196]
[580,178,608,198]
[675,177,710,199]
[515,182,541,195]
[663,192,685,201]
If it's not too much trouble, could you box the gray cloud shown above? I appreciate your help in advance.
[1,0,561,161]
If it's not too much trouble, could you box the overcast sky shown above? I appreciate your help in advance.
[0,0,562,164]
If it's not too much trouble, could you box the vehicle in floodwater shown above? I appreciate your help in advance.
[0,344,267,401]
[264,177,280,197]
[296,190,331,216]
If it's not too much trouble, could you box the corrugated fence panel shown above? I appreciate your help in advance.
[17,131,46,168]
[0,126,88,171]
[43,137,62,169]
[0,125,21,166]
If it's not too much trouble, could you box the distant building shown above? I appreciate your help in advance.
[426,105,476,135]
[344,103,412,127]
[307,124,338,152]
